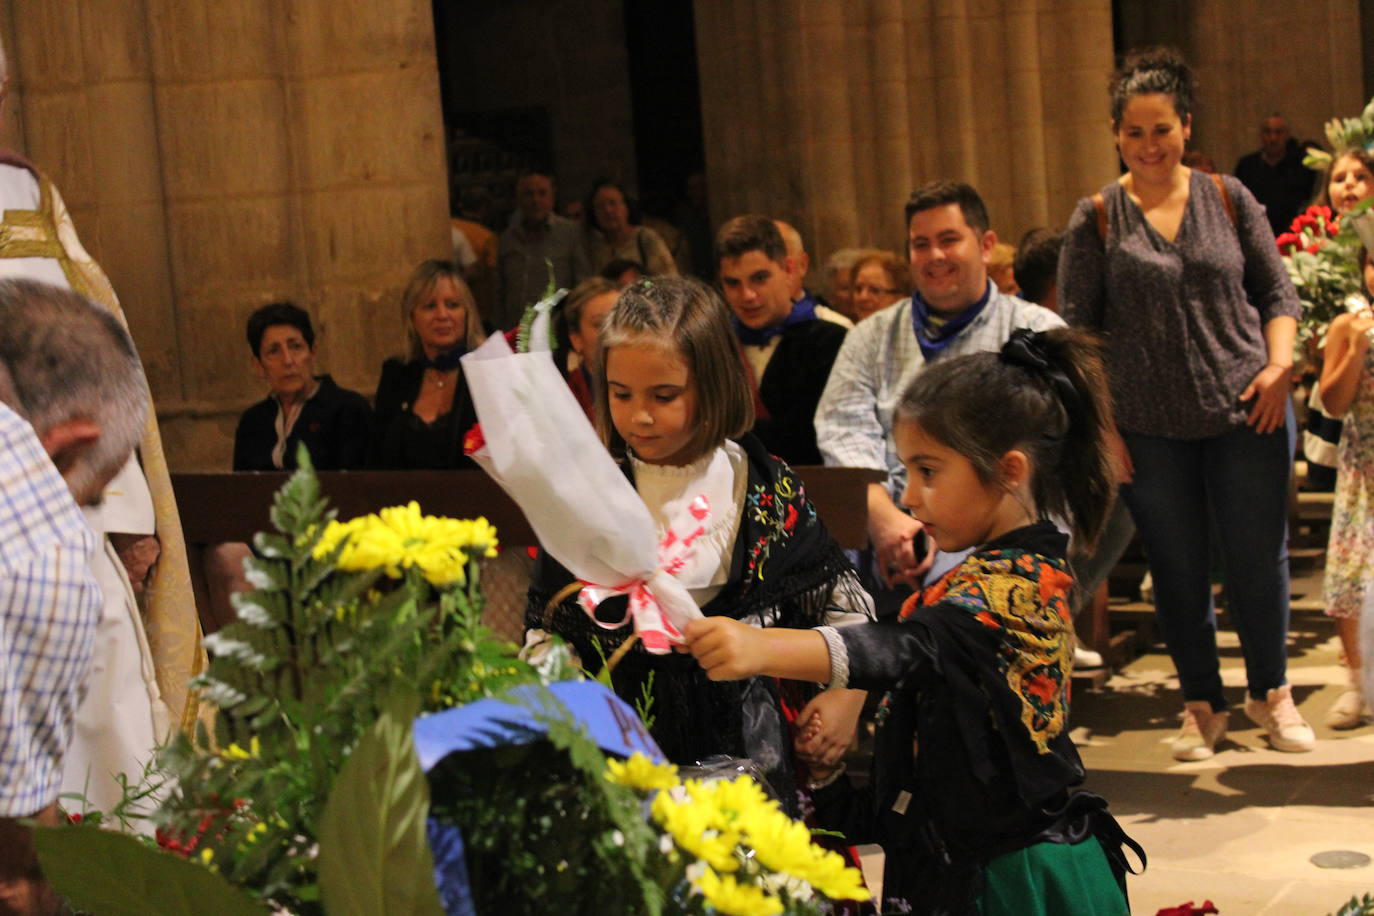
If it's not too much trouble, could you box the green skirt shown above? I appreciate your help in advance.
[978,836,1129,916]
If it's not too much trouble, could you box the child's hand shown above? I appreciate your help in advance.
[684,617,762,681]
[795,688,866,768]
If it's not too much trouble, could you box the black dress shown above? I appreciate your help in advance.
[368,358,478,470]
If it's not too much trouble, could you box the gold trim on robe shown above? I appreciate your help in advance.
[0,169,206,733]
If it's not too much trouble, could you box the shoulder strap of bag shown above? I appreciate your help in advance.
[1091,193,1108,243]
[1209,172,1237,229]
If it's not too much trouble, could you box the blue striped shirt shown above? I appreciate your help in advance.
[0,403,100,816]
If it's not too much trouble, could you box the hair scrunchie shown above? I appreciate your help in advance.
[999,328,1083,419]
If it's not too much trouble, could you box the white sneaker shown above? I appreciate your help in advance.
[1245,685,1316,752]
[1325,667,1368,730]
[1172,702,1228,761]
[1073,638,1104,670]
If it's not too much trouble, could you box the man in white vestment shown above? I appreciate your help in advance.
[0,41,203,819]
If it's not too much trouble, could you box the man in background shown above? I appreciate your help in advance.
[1235,113,1317,236]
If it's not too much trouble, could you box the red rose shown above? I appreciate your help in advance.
[463,423,485,456]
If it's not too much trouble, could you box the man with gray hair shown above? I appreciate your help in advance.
[0,279,148,915]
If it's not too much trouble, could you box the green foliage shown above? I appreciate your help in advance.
[42,449,539,915]
[317,689,443,916]
[1330,894,1374,916]
[31,826,263,916]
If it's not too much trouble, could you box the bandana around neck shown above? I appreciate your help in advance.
[909,281,991,361]
[421,347,467,372]
[732,294,817,347]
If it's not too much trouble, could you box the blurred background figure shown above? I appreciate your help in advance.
[1013,228,1065,311]
[497,170,589,331]
[987,241,1019,295]
[584,178,678,277]
[849,250,909,322]
[599,257,645,287]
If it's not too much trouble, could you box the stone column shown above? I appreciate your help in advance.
[2,0,451,470]
[695,0,1119,268]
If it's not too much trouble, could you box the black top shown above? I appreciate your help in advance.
[1234,144,1318,236]
[232,375,372,471]
[368,357,478,470]
[753,318,847,464]
[812,522,1093,912]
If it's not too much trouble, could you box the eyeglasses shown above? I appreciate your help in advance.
[853,283,900,296]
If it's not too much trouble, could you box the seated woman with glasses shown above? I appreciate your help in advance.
[849,250,910,322]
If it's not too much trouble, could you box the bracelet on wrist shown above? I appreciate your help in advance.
[806,761,847,791]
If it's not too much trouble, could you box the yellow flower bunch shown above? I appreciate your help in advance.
[696,867,783,916]
[312,502,499,586]
[604,753,679,791]
[603,754,871,914]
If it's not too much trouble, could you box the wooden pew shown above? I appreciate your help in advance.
[171,467,883,549]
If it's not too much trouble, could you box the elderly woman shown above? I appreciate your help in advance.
[584,179,678,278]
[369,260,487,469]
[234,302,371,471]
[849,250,910,322]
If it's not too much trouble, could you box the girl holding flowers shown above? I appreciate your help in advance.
[687,329,1138,915]
[526,276,874,816]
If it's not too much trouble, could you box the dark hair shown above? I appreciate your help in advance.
[246,302,314,357]
[599,258,645,283]
[1013,229,1065,306]
[715,214,787,266]
[595,276,753,463]
[1314,148,1374,210]
[903,180,990,235]
[1110,46,1196,125]
[586,178,642,233]
[894,327,1115,549]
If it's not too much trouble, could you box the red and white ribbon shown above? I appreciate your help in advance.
[577,496,710,654]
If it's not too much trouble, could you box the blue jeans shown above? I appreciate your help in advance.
[1120,409,1293,710]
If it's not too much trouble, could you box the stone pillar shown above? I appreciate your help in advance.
[1118,0,1364,178]
[694,0,1119,270]
[2,0,451,470]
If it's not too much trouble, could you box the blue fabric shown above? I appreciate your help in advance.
[1119,402,1294,708]
[427,818,477,916]
[732,294,817,346]
[909,281,992,361]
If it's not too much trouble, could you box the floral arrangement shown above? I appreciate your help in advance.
[1276,203,1365,353]
[33,452,870,916]
[1301,96,1374,172]
[606,753,867,915]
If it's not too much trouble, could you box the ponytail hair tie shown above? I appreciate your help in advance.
[999,328,1082,418]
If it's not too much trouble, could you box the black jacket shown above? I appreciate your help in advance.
[232,375,371,471]
[752,318,846,464]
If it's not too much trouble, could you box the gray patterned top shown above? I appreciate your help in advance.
[1058,171,1301,439]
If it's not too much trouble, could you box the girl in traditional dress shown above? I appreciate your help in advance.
[525,276,873,815]
[1319,250,1374,727]
[687,328,1139,915]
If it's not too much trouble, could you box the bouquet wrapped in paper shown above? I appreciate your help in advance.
[461,304,703,653]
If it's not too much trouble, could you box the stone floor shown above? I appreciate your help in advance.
[1071,612,1374,915]
[857,611,1374,914]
